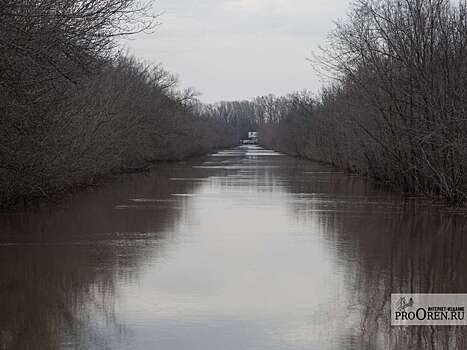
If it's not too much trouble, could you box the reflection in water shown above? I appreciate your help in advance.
[0,146,466,349]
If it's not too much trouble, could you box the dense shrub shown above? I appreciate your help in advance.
[0,1,236,207]
[211,0,467,205]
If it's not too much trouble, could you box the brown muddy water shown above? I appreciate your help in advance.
[1,146,467,350]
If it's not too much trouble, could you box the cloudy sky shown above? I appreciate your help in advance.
[122,0,352,103]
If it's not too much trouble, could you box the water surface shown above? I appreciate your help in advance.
[1,146,466,349]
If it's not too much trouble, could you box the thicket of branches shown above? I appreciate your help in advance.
[0,0,236,207]
[198,100,261,141]
[216,0,467,205]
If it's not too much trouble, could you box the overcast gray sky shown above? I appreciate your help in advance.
[122,0,352,103]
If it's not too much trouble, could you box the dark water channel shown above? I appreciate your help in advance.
[1,146,466,349]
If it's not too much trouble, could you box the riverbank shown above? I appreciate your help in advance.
[1,145,236,211]
[262,144,467,208]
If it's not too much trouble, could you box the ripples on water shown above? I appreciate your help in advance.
[0,145,466,349]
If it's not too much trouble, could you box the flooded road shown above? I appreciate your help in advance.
[1,146,467,349]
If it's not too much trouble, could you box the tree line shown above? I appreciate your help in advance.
[0,0,237,208]
[208,0,467,206]
[4,0,467,207]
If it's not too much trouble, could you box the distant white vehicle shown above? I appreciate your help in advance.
[241,131,258,145]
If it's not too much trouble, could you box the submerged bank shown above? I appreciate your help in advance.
[1,144,236,211]
[259,143,463,208]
